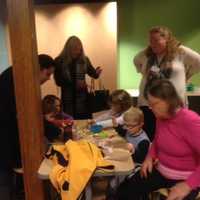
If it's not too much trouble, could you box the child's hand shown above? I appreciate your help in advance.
[127,143,135,154]
[87,119,96,126]
[112,117,118,127]
[62,119,73,127]
[45,113,54,122]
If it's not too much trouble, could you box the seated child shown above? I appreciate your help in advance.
[113,106,150,164]
[92,89,132,128]
[42,95,73,142]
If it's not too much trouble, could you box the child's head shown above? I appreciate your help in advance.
[42,95,61,115]
[109,89,132,114]
[123,107,144,134]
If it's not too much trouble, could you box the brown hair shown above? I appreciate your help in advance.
[123,107,144,125]
[145,79,183,115]
[145,26,181,68]
[109,89,132,113]
[42,95,61,115]
[38,54,55,70]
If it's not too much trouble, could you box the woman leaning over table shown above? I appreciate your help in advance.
[116,79,200,200]
[133,26,200,141]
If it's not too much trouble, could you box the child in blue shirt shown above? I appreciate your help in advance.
[113,106,150,163]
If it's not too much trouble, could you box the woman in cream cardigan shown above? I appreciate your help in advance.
[133,26,200,141]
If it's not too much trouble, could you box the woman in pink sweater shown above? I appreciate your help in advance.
[116,79,200,200]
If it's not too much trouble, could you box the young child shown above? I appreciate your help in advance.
[113,106,150,164]
[105,107,150,199]
[42,95,73,142]
[92,89,132,128]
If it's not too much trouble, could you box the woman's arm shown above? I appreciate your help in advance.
[86,57,101,79]
[163,112,200,200]
[181,46,200,80]
[147,141,157,159]
[183,115,200,189]
[93,110,112,122]
[96,115,124,128]
[133,49,148,74]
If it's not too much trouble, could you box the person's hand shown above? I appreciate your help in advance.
[62,119,73,127]
[167,182,191,200]
[76,80,87,91]
[45,113,54,122]
[127,143,135,154]
[140,156,154,178]
[87,119,96,126]
[96,66,102,76]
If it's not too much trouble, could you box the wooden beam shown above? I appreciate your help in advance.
[6,0,45,200]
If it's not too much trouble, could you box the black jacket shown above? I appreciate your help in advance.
[0,67,21,169]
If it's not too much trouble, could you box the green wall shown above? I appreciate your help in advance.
[0,1,9,73]
[118,0,200,89]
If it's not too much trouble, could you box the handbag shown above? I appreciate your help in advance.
[87,78,110,113]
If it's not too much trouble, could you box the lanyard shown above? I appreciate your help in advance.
[155,56,166,68]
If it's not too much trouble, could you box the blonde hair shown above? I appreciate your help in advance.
[109,89,132,113]
[123,107,144,125]
[58,35,87,66]
[146,26,181,63]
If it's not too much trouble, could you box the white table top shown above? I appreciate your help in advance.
[38,158,53,180]
[186,91,200,96]
[38,155,134,180]
[38,122,135,180]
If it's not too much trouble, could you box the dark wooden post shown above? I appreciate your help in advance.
[6,0,45,199]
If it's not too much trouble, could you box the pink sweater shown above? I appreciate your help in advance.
[149,108,200,189]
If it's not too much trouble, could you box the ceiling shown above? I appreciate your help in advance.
[34,0,116,4]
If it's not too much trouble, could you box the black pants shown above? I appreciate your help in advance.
[116,168,199,200]
[140,106,156,141]
[0,169,13,200]
[74,112,92,120]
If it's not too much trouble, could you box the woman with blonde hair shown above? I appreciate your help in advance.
[54,36,102,119]
[133,26,200,141]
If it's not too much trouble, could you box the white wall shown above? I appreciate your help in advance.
[34,2,117,98]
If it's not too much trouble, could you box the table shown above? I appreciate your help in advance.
[38,154,134,180]
[38,158,133,200]
[38,151,134,200]
[38,120,135,199]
